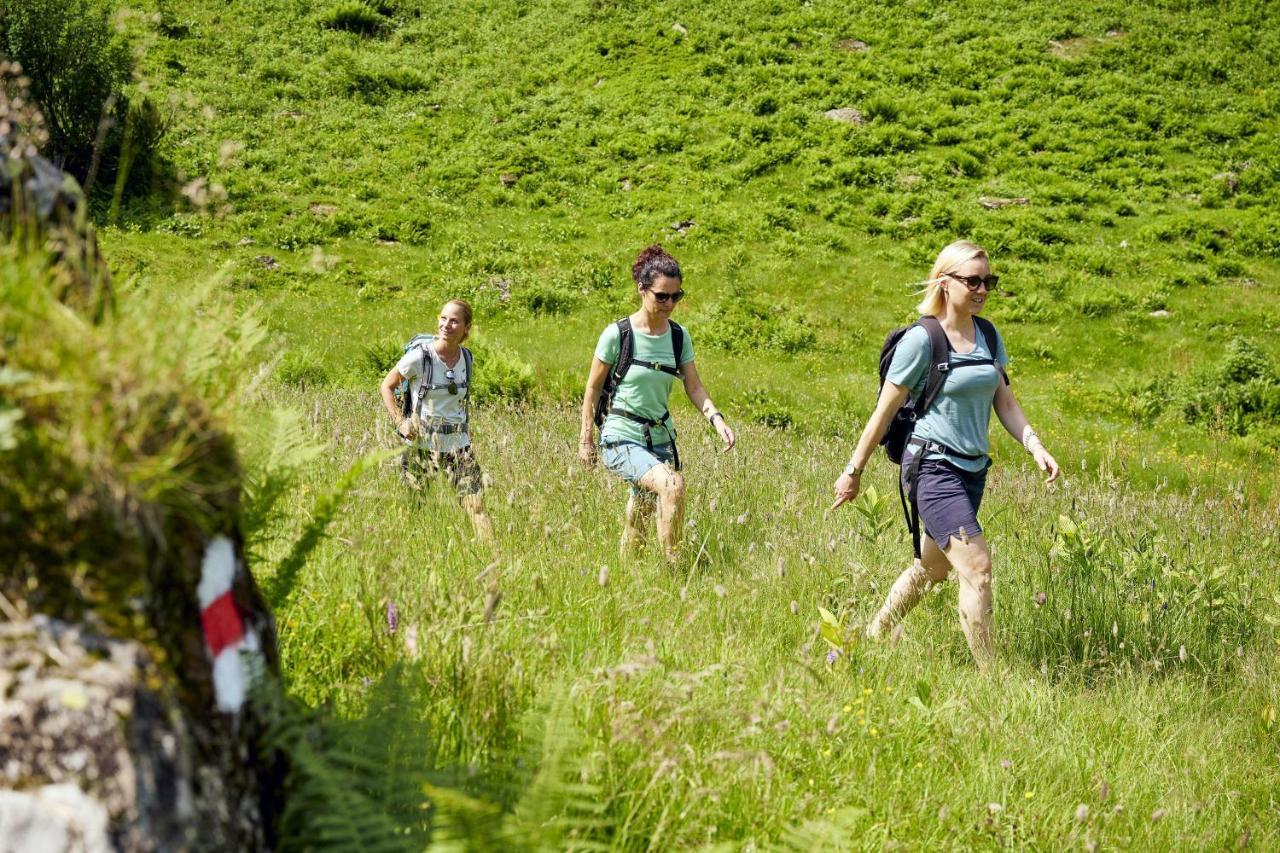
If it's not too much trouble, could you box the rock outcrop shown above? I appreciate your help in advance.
[1,70,285,851]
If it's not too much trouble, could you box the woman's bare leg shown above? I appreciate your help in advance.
[461,493,494,544]
[620,491,655,558]
[944,533,996,671]
[866,535,951,639]
[636,463,684,564]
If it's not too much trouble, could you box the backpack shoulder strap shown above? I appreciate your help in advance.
[613,317,634,379]
[973,316,1009,385]
[914,316,951,416]
[669,320,685,375]
[461,345,474,400]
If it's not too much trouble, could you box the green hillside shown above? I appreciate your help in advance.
[102,0,1280,469]
[11,0,1280,848]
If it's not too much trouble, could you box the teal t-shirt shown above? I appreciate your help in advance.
[886,322,1009,472]
[595,321,695,446]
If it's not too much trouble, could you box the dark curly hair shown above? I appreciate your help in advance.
[631,244,682,290]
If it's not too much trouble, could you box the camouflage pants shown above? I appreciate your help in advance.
[401,445,484,497]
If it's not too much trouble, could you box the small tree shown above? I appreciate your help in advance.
[0,0,132,180]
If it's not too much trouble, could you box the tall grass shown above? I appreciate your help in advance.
[258,390,1280,848]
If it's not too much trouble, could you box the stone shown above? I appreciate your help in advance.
[837,38,869,52]
[254,254,280,269]
[2,104,285,848]
[978,196,1030,209]
[1213,172,1239,194]
[672,22,688,36]
[308,202,338,217]
[823,107,865,125]
[1148,309,1171,318]
[499,173,517,187]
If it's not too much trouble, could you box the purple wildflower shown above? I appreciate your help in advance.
[386,600,398,634]
[826,648,841,665]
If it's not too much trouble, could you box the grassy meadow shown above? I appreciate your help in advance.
[27,0,1280,846]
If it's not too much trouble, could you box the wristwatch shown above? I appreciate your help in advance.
[842,462,863,477]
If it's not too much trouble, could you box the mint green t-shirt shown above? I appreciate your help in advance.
[595,321,695,446]
[886,322,1009,472]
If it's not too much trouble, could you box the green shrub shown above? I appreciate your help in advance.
[0,0,133,182]
[1177,338,1280,435]
[467,337,534,404]
[319,1,385,34]
[517,281,579,316]
[735,387,795,430]
[698,291,817,355]
[278,350,331,390]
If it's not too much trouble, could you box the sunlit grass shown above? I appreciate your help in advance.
[263,392,1280,848]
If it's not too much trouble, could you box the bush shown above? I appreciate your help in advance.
[1177,337,1280,435]
[467,338,534,405]
[517,281,579,316]
[319,2,386,34]
[697,291,817,355]
[0,0,131,179]
[277,350,330,390]
[735,387,794,430]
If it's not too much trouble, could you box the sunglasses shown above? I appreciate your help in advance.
[445,368,458,395]
[650,289,685,304]
[945,272,1000,292]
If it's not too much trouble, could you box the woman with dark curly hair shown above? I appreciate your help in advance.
[579,245,736,563]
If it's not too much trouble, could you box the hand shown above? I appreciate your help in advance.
[397,417,419,440]
[578,438,597,469]
[715,419,736,451]
[1033,445,1060,485]
[830,472,860,511]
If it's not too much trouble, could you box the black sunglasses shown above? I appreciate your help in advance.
[651,290,685,304]
[945,272,1000,292]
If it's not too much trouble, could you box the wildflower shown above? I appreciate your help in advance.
[1025,790,1035,800]
[869,727,878,737]
[1075,804,1090,822]
[863,687,873,696]
[1000,759,1012,770]
[1034,591,1047,607]
[714,584,727,598]
[822,748,832,757]
[826,649,841,665]
[386,601,398,634]
[842,704,853,713]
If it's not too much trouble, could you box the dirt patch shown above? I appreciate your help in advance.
[1048,30,1126,59]
[824,107,865,125]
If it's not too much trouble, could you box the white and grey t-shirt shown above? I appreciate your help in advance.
[394,343,470,453]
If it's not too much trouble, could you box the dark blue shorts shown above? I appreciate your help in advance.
[901,451,989,550]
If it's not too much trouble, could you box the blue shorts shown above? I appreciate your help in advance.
[600,439,676,494]
[902,451,989,550]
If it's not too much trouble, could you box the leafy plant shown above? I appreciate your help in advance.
[318,1,386,35]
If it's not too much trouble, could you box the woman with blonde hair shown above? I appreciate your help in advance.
[380,299,494,542]
[831,240,1059,670]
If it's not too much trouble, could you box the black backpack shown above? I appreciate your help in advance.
[877,315,1007,557]
[877,315,1005,464]
[593,317,685,469]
